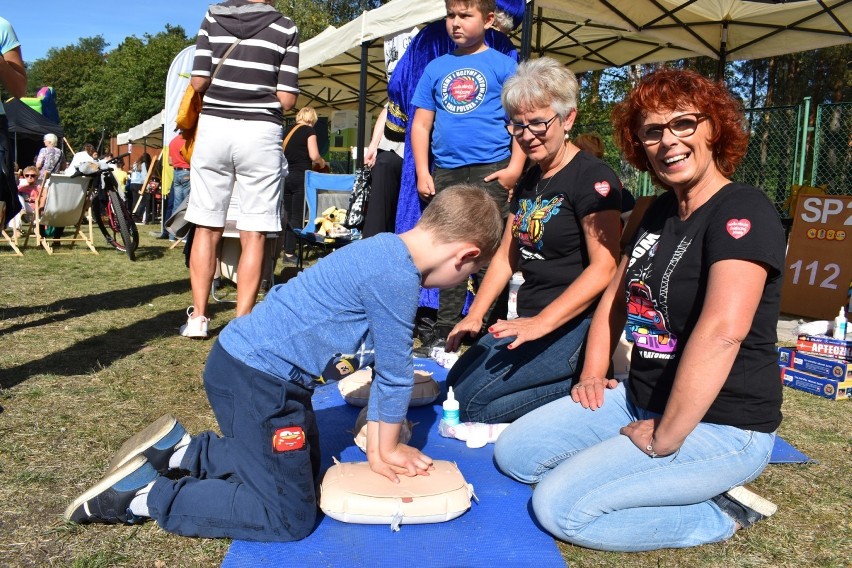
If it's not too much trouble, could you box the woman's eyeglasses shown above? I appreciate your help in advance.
[506,115,558,138]
[636,113,709,146]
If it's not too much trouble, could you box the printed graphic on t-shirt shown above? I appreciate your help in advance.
[626,279,677,355]
[440,68,487,114]
[512,195,565,258]
[317,352,361,385]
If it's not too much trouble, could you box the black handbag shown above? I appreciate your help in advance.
[344,167,372,229]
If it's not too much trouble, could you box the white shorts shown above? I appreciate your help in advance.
[185,114,287,232]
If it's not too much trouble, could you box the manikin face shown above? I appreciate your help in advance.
[445,2,494,52]
[638,107,717,192]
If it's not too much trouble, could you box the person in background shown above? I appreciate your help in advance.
[10,165,38,237]
[410,0,526,355]
[574,132,636,214]
[181,0,299,338]
[127,152,150,212]
[445,58,622,423]
[66,143,97,175]
[361,105,404,237]
[158,131,191,241]
[35,133,65,185]
[0,16,26,226]
[494,68,785,552]
[281,106,326,263]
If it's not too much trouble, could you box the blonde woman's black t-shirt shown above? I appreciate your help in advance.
[624,183,785,432]
[510,151,621,318]
[283,124,316,173]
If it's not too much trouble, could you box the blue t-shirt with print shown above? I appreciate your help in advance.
[411,48,516,169]
[0,17,21,115]
[218,233,421,424]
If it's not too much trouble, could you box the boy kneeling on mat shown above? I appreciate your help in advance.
[65,184,503,542]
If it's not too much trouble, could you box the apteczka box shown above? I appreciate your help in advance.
[796,335,852,361]
[782,367,852,400]
[792,351,852,382]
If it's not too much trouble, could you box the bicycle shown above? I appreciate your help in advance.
[73,153,139,261]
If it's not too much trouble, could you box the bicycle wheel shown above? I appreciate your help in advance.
[92,195,122,252]
[108,191,138,261]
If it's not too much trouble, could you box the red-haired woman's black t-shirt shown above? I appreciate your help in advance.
[624,183,785,432]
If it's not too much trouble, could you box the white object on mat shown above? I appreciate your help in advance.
[320,459,474,530]
[438,420,509,448]
[338,368,440,407]
[352,406,413,453]
[430,347,459,369]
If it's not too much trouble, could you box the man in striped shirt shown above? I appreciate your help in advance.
[181,0,299,338]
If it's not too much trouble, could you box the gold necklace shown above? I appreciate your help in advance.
[534,144,576,199]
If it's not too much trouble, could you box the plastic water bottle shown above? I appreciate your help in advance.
[442,387,460,426]
[833,307,847,340]
[507,272,524,320]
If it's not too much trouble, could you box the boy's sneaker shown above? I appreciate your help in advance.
[179,307,208,339]
[107,414,189,474]
[712,485,778,530]
[64,456,158,525]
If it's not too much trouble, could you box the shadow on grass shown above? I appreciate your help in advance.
[0,279,232,389]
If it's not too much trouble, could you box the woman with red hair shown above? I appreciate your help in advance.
[494,68,786,551]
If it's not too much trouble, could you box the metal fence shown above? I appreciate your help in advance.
[576,99,851,217]
[812,102,852,197]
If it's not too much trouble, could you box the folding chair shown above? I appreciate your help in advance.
[212,194,281,303]
[293,170,356,268]
[0,201,23,256]
[24,173,98,255]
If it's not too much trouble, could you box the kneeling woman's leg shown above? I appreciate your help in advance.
[446,316,590,423]
[496,384,776,551]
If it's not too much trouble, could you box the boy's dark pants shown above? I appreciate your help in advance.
[147,341,321,541]
[432,158,511,332]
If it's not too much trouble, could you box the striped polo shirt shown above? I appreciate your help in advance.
[192,1,299,124]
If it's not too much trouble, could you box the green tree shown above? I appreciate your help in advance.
[79,25,193,148]
[26,36,108,151]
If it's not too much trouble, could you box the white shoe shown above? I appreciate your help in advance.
[179,307,209,339]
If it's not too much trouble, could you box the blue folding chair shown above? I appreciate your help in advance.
[293,170,356,267]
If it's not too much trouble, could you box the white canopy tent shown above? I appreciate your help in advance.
[116,110,164,148]
[296,0,851,115]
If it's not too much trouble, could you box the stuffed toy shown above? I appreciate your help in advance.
[315,206,349,236]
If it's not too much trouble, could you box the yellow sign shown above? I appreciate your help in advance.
[781,195,852,320]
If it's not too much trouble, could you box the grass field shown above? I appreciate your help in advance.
[1,233,850,567]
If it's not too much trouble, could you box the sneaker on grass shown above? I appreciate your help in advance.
[65,456,158,525]
[107,414,190,474]
[179,306,209,339]
[712,485,778,530]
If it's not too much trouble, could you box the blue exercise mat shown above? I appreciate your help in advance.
[222,358,567,568]
[769,436,815,464]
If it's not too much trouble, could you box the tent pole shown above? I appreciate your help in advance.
[716,21,729,81]
[520,0,534,62]
[356,41,369,170]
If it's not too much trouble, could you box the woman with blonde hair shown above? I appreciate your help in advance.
[35,132,65,184]
[282,106,327,263]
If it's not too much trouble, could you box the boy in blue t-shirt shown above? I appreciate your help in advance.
[411,0,525,349]
[65,185,503,542]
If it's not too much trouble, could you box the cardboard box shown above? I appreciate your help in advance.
[795,335,852,361]
[792,352,852,381]
[782,367,852,400]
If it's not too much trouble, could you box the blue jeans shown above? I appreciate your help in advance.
[162,169,190,238]
[147,341,320,541]
[446,315,591,423]
[493,383,775,551]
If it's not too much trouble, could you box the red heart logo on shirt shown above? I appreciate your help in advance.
[726,219,751,239]
[594,181,611,197]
